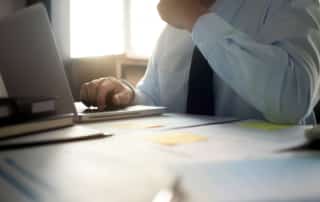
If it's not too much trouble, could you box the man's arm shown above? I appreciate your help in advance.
[80,35,164,109]
[191,3,320,123]
[133,51,161,106]
[158,0,320,123]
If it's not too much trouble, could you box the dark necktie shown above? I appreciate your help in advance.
[186,47,214,115]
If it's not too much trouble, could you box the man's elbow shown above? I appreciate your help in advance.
[263,60,316,124]
[263,95,311,124]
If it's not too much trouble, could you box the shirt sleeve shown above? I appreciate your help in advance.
[192,1,320,124]
[134,47,161,106]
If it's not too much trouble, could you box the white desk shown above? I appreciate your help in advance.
[0,114,319,202]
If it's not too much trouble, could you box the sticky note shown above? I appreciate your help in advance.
[146,133,208,146]
[239,121,292,131]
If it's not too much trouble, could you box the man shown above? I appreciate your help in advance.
[80,0,320,124]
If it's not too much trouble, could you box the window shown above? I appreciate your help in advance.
[129,0,165,57]
[70,0,165,59]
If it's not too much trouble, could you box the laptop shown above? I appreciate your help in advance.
[0,4,167,123]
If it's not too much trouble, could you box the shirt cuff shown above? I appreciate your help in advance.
[192,12,236,48]
[121,79,136,105]
[132,89,154,106]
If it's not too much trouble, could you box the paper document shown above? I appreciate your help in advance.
[138,121,307,162]
[84,113,237,135]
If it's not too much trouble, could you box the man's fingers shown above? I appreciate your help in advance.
[80,77,134,110]
[112,91,132,107]
[80,78,105,107]
[96,78,120,110]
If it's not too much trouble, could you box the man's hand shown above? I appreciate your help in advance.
[80,77,135,110]
[157,0,215,31]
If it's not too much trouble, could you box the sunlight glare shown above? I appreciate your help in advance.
[70,0,124,58]
[130,0,166,57]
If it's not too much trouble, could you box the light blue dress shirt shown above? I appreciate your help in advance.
[134,0,320,124]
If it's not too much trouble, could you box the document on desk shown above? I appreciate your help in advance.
[138,120,307,162]
[84,113,238,135]
[174,153,320,201]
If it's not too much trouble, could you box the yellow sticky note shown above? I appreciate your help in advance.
[146,133,208,146]
[239,121,292,131]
